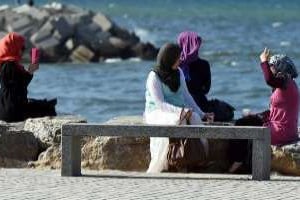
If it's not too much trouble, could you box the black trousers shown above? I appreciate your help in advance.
[25,98,57,119]
[229,115,264,172]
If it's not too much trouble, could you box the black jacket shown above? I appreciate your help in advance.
[0,61,32,122]
[185,58,211,112]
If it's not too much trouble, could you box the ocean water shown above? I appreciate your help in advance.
[2,0,300,122]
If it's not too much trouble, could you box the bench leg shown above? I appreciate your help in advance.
[61,136,81,176]
[252,139,271,180]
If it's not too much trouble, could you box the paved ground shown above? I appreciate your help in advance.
[0,169,300,200]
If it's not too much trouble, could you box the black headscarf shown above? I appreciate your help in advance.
[153,43,181,92]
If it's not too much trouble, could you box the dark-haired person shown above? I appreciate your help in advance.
[144,43,213,173]
[0,32,56,122]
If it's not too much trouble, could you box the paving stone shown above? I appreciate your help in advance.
[0,169,299,200]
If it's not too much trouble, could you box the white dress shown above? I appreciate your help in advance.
[144,69,207,173]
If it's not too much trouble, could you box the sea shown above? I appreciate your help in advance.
[1,0,300,122]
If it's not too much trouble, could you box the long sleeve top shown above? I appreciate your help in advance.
[186,58,211,95]
[261,61,299,145]
[0,61,33,122]
[145,69,204,118]
[183,58,211,112]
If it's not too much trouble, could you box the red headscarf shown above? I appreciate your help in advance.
[0,32,25,71]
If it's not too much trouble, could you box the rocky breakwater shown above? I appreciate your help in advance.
[0,3,158,63]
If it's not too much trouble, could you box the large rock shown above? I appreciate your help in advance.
[0,115,87,168]
[272,142,300,176]
[0,121,40,167]
[24,115,87,148]
[31,116,150,171]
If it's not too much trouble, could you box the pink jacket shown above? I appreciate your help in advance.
[261,62,299,145]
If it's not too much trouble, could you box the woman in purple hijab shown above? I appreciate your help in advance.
[177,31,211,112]
[178,31,235,122]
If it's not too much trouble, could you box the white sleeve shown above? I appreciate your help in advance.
[180,69,205,118]
[146,71,182,113]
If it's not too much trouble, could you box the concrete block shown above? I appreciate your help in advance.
[111,26,140,45]
[30,28,52,44]
[44,2,64,11]
[52,16,73,41]
[70,45,94,63]
[109,37,129,49]
[1,10,20,26]
[67,12,92,27]
[35,37,60,50]
[13,4,49,20]
[6,16,33,32]
[92,13,114,32]
[75,23,109,50]
[16,25,36,38]
[64,4,85,14]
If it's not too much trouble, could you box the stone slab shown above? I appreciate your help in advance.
[62,124,270,139]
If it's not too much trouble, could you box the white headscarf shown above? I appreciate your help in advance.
[269,54,298,79]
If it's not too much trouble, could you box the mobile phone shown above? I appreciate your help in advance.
[31,48,40,64]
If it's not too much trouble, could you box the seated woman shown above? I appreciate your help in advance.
[261,48,299,144]
[177,31,234,122]
[144,43,213,173]
[0,32,56,122]
[177,31,211,112]
[229,48,299,173]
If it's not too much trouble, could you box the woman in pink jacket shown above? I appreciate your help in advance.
[260,48,299,145]
[229,48,299,173]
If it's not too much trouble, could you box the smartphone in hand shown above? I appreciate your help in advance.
[31,48,40,64]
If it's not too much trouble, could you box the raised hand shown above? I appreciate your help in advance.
[260,47,270,63]
[27,63,39,74]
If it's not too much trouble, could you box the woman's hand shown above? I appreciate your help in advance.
[202,112,215,123]
[28,63,39,74]
[260,48,270,63]
[179,108,193,125]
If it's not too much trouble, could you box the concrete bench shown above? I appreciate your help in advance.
[61,124,271,180]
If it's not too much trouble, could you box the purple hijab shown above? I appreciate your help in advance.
[177,31,202,81]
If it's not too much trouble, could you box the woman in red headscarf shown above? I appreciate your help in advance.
[0,32,56,122]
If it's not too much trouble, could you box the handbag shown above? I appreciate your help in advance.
[167,108,208,172]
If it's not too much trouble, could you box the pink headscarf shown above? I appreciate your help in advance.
[177,31,202,64]
[0,32,25,71]
[177,31,202,80]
